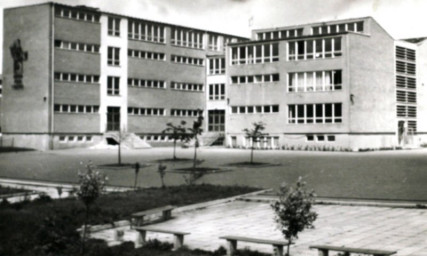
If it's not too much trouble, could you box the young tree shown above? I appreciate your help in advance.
[271,177,318,256]
[157,163,167,188]
[162,121,189,160]
[109,129,129,165]
[77,162,107,254]
[188,114,204,170]
[243,122,268,164]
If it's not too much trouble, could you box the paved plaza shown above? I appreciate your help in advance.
[92,198,427,256]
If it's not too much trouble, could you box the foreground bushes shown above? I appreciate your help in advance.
[0,185,257,256]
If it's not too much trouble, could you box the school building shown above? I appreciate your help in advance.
[2,3,427,151]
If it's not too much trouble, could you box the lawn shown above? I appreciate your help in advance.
[1,147,427,202]
[0,184,257,256]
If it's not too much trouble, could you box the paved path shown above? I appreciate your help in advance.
[92,199,427,256]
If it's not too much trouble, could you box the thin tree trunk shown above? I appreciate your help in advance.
[118,142,121,165]
[286,238,292,256]
[193,138,197,169]
[250,147,254,164]
[173,140,177,160]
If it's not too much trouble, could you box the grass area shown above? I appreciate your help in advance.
[225,162,281,168]
[0,147,35,153]
[0,185,29,195]
[0,184,257,256]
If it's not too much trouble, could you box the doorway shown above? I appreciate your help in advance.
[107,107,120,131]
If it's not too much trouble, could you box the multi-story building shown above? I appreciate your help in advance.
[1,2,246,150]
[226,17,427,150]
[2,3,427,151]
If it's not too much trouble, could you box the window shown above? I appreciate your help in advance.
[55,7,100,23]
[209,84,225,100]
[128,49,165,61]
[55,40,100,53]
[54,72,99,84]
[171,55,204,66]
[170,82,203,92]
[108,47,120,66]
[288,70,342,92]
[128,20,165,43]
[170,109,202,117]
[107,76,120,95]
[54,104,99,114]
[231,73,280,84]
[257,28,302,40]
[108,17,120,36]
[171,28,203,49]
[208,34,220,51]
[312,21,364,35]
[231,105,279,114]
[208,57,226,75]
[128,107,165,116]
[128,78,166,89]
[288,103,342,124]
[231,43,279,65]
[288,37,342,61]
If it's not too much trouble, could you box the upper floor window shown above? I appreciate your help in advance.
[231,43,279,65]
[55,7,100,23]
[208,58,225,75]
[55,40,100,53]
[231,73,279,84]
[288,37,341,61]
[107,76,120,95]
[209,84,225,100]
[128,20,165,43]
[208,34,220,51]
[108,17,120,36]
[171,55,204,66]
[288,70,342,92]
[257,28,303,40]
[288,103,342,124]
[171,28,203,49]
[108,47,120,66]
[312,21,363,35]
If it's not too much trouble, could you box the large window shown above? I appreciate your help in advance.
[288,37,342,60]
[288,103,342,124]
[231,43,279,65]
[128,20,165,43]
[209,84,225,100]
[312,21,364,35]
[288,70,342,92]
[208,57,225,75]
[208,34,220,51]
[108,47,120,66]
[107,76,120,95]
[171,28,203,49]
[108,17,120,36]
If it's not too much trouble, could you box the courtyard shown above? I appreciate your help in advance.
[1,147,427,202]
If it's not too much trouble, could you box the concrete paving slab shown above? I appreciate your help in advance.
[90,200,427,256]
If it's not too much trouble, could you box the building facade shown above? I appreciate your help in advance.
[1,2,245,150]
[2,3,427,151]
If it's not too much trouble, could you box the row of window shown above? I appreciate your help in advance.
[288,70,342,92]
[289,37,342,60]
[256,28,303,40]
[128,107,165,116]
[171,28,204,49]
[54,104,99,113]
[231,105,279,114]
[55,7,100,23]
[312,21,364,35]
[171,55,204,66]
[231,73,280,84]
[396,90,416,103]
[208,84,225,100]
[170,82,204,92]
[396,76,416,89]
[54,40,100,53]
[59,135,93,143]
[128,78,166,89]
[208,57,226,75]
[396,61,416,75]
[140,134,177,142]
[128,49,165,61]
[288,103,342,124]
[54,72,100,84]
[108,47,120,66]
[231,43,279,65]
[128,20,165,43]
[397,105,416,118]
[307,135,336,142]
[396,46,416,62]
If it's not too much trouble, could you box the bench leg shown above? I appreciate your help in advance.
[318,249,329,256]
[173,234,184,250]
[226,240,237,256]
[273,245,284,256]
[136,230,147,248]
[162,210,172,220]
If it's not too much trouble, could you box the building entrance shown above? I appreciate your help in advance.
[208,110,225,132]
[107,107,120,131]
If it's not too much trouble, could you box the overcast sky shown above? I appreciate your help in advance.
[1,0,427,70]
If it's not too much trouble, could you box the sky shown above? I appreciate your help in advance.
[1,0,427,69]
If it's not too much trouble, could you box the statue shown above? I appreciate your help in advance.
[10,39,28,89]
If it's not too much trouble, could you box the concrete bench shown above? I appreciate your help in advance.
[310,245,397,256]
[220,235,291,256]
[135,226,190,250]
[131,205,174,227]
